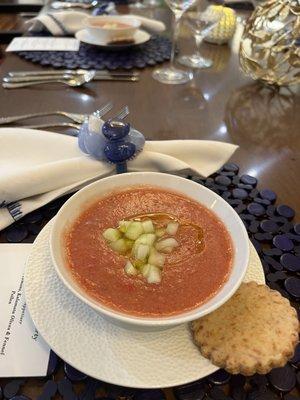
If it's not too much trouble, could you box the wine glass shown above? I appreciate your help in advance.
[152,0,197,84]
[179,1,221,68]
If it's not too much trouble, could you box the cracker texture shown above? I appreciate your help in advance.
[192,282,299,375]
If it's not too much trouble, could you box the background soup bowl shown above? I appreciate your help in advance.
[84,16,141,43]
[50,172,249,331]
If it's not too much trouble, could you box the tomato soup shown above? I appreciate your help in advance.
[91,21,132,29]
[65,187,233,317]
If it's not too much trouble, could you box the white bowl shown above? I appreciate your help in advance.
[83,16,141,44]
[50,172,249,331]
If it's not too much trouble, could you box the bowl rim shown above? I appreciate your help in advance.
[84,15,141,30]
[50,172,249,327]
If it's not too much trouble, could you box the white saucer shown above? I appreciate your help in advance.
[25,220,265,388]
[75,29,151,50]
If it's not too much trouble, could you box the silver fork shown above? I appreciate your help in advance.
[20,105,130,131]
[114,106,130,120]
[1,111,88,125]
[20,122,82,133]
[0,102,113,125]
[94,101,114,119]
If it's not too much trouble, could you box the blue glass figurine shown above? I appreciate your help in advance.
[78,114,145,174]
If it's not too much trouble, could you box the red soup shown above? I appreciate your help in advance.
[65,186,233,317]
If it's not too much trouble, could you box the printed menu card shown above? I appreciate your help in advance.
[0,244,50,377]
[6,37,80,52]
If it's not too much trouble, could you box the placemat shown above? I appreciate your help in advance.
[16,35,171,70]
[0,163,299,399]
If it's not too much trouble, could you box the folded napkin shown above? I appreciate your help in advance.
[27,11,166,36]
[0,128,237,230]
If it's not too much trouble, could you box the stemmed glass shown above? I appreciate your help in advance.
[152,0,197,84]
[179,1,221,68]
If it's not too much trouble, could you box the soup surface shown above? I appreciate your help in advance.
[65,186,233,316]
[91,21,131,29]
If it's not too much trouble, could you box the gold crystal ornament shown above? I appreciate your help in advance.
[239,0,300,86]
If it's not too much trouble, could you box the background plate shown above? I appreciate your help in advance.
[25,220,265,389]
[75,29,151,50]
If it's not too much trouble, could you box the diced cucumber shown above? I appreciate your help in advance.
[160,246,173,254]
[104,215,181,285]
[166,222,179,235]
[124,239,134,250]
[103,228,121,242]
[124,261,138,276]
[148,248,165,268]
[155,228,165,238]
[119,220,131,233]
[135,233,156,246]
[147,265,162,284]
[142,219,155,233]
[110,238,128,254]
[141,264,152,278]
[125,221,143,240]
[134,244,150,261]
[133,259,145,270]
[155,238,179,252]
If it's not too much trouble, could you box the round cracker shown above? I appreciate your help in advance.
[192,282,299,375]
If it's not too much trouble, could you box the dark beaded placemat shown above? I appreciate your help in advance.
[16,35,171,70]
[0,163,299,400]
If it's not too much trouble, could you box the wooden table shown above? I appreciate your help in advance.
[0,6,299,213]
[0,6,299,400]
[0,1,44,44]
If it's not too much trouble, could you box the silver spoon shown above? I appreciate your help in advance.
[51,1,99,9]
[2,71,95,89]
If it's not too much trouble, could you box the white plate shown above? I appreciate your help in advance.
[25,220,265,389]
[75,28,151,50]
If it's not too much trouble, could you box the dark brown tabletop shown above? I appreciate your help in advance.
[0,12,29,44]
[0,6,299,213]
[0,6,299,400]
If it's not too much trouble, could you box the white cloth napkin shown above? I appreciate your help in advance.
[26,11,166,36]
[0,128,237,230]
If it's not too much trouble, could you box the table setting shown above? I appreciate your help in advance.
[0,0,256,88]
[2,0,172,87]
[0,0,299,399]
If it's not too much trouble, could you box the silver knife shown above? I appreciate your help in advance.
[3,75,139,83]
[8,69,139,78]
[2,76,139,87]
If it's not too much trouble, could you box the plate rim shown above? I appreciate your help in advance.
[75,28,151,49]
[25,220,265,388]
